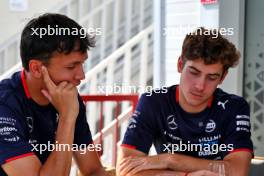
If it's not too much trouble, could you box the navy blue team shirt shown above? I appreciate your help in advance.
[0,70,93,175]
[122,85,253,160]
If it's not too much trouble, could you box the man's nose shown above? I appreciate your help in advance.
[76,66,85,80]
[195,77,206,92]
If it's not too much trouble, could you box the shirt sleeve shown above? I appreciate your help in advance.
[122,94,157,154]
[73,95,93,146]
[222,98,254,158]
[0,105,33,166]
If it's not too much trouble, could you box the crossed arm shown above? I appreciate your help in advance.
[117,147,252,176]
[1,121,106,176]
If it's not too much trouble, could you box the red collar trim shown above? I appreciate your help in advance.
[21,69,31,99]
[176,86,213,108]
[176,86,180,102]
[207,96,213,108]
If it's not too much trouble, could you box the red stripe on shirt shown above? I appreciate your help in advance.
[5,152,35,163]
[121,144,137,149]
[229,148,254,158]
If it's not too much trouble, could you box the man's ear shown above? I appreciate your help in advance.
[28,60,43,78]
[177,56,184,73]
[219,70,228,84]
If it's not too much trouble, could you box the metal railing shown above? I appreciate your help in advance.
[82,94,138,165]
[69,25,153,175]
[70,94,138,176]
[78,25,153,139]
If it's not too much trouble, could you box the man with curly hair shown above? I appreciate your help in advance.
[117,27,253,176]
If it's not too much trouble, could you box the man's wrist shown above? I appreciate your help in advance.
[58,113,78,124]
[162,153,173,169]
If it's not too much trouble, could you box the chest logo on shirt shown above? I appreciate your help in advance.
[205,119,216,133]
[128,118,137,129]
[217,100,228,110]
[167,115,178,130]
[26,116,34,133]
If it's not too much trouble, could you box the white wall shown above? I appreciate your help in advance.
[162,0,219,87]
[0,0,65,44]
[164,0,200,86]
[218,0,245,96]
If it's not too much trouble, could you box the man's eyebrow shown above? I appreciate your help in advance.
[208,73,221,77]
[189,66,221,77]
[189,66,201,72]
[67,58,88,65]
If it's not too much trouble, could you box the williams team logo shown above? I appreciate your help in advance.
[128,118,137,129]
[205,119,216,133]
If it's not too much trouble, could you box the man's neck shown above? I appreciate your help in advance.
[24,71,50,106]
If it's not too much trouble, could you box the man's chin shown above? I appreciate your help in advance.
[187,98,207,107]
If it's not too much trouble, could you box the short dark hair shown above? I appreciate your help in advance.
[181,27,240,71]
[20,13,95,71]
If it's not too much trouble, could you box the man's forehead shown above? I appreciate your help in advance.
[185,59,224,74]
[50,51,88,63]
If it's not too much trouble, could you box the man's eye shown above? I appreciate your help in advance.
[208,76,218,81]
[190,70,199,75]
[66,66,75,70]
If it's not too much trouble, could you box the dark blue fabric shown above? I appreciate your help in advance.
[122,85,253,160]
[0,71,92,175]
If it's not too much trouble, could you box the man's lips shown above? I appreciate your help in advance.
[190,92,203,98]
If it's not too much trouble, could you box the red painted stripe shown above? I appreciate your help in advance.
[121,144,136,149]
[5,152,35,163]
[21,70,31,99]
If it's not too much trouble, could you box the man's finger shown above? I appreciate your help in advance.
[119,157,130,166]
[41,66,56,91]
[41,89,52,102]
[65,83,75,90]
[57,81,69,90]
[121,159,142,176]
[119,157,134,173]
[127,160,144,175]
[127,163,144,176]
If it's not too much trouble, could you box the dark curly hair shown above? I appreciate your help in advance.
[181,27,240,71]
[20,13,95,71]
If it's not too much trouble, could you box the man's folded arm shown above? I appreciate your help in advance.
[117,146,187,176]
[73,149,107,176]
[1,113,76,176]
[117,146,252,176]
[165,150,252,176]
